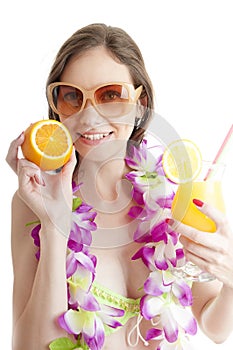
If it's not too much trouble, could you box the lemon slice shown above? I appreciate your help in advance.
[162,139,202,183]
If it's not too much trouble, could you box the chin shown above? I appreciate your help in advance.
[76,138,128,163]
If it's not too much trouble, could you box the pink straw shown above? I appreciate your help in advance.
[204,124,233,180]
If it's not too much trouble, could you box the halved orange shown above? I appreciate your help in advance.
[162,139,202,183]
[21,119,73,171]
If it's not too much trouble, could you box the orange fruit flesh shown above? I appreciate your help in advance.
[36,124,69,156]
[21,120,73,171]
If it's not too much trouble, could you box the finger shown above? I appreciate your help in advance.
[193,199,229,234]
[179,237,218,275]
[62,146,77,176]
[18,159,44,187]
[5,132,25,173]
[180,235,214,257]
[18,158,42,171]
[34,173,46,186]
[183,249,212,273]
[167,218,213,246]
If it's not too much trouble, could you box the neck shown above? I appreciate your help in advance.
[98,159,130,199]
[74,155,132,212]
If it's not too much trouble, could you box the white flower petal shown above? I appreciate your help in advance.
[64,309,83,334]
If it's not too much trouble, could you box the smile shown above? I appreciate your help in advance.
[81,132,112,140]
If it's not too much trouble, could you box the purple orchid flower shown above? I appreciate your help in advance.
[59,309,105,350]
[31,224,41,260]
[140,294,197,343]
[144,270,193,307]
[132,215,184,270]
[67,264,99,311]
[59,304,124,350]
[71,182,97,247]
[72,181,83,193]
[125,140,176,212]
[72,207,97,237]
[132,238,184,272]
[147,328,195,350]
[125,140,163,173]
[127,171,175,211]
[66,250,96,278]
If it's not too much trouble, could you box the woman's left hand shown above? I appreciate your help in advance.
[168,201,233,288]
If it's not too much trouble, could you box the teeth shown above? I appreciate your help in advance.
[82,133,110,140]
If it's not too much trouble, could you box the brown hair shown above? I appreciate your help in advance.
[46,23,154,144]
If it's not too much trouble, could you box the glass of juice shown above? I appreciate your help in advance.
[171,160,226,282]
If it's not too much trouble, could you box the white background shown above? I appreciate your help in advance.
[1,0,233,348]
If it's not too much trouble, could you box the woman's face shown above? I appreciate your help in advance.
[59,46,138,161]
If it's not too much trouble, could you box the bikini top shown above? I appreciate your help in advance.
[91,281,149,347]
[91,281,140,331]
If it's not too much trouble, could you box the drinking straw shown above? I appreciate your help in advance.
[204,124,233,180]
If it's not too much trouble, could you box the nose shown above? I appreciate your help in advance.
[79,100,105,127]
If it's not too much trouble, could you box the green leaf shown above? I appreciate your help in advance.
[25,220,40,227]
[72,197,82,211]
[49,337,77,350]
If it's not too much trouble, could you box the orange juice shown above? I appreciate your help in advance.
[171,180,225,232]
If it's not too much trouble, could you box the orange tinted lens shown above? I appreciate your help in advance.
[94,84,131,117]
[95,84,129,104]
[53,85,83,116]
[95,84,131,117]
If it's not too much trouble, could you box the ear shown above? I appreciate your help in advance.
[139,94,148,108]
[136,94,148,121]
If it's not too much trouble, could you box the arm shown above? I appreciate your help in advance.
[192,281,233,343]
[170,203,233,343]
[10,145,76,349]
[12,193,69,349]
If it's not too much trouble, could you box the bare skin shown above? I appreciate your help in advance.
[7,47,233,349]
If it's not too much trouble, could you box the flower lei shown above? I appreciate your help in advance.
[30,140,197,350]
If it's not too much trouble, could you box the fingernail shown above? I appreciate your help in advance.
[17,131,24,139]
[165,218,174,226]
[34,174,46,186]
[193,198,204,207]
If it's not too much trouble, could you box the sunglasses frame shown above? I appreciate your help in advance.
[47,81,143,118]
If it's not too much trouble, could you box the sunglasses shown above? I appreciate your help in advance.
[47,82,143,118]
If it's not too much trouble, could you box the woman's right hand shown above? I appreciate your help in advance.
[17,148,76,237]
[5,131,25,174]
[6,132,77,237]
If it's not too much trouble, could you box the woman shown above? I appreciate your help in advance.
[6,23,233,350]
